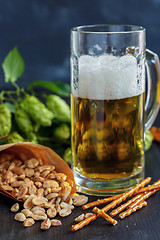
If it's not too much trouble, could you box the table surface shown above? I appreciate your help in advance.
[0,142,160,240]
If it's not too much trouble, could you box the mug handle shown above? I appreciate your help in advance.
[145,49,160,132]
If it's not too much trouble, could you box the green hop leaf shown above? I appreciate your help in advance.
[2,46,25,83]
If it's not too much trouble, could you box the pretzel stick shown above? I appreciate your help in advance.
[127,189,158,210]
[71,177,151,231]
[133,179,160,195]
[82,177,151,211]
[71,214,97,231]
[118,189,158,220]
[119,201,147,219]
[82,194,122,210]
[101,177,151,213]
[110,180,160,217]
[135,185,160,194]
[93,207,117,225]
[149,179,160,186]
[110,194,143,217]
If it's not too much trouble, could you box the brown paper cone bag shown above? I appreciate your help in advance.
[0,142,76,201]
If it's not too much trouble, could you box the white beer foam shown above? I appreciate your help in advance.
[72,54,145,100]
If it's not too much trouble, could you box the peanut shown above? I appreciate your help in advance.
[14,213,26,222]
[24,194,35,209]
[1,184,13,191]
[11,181,23,188]
[25,168,34,177]
[51,187,61,193]
[28,185,37,195]
[59,207,72,217]
[12,167,24,175]
[44,202,55,209]
[23,218,35,227]
[32,210,47,221]
[51,219,62,226]
[72,195,88,206]
[26,158,39,168]
[32,196,48,206]
[43,180,59,189]
[37,188,44,197]
[31,206,45,213]
[39,165,55,173]
[41,170,50,178]
[47,207,57,218]
[35,181,42,188]
[41,218,51,230]
[46,193,58,200]
[3,170,13,180]
[75,214,85,222]
[12,159,22,166]
[17,186,28,199]
[23,178,34,187]
[56,173,67,182]
[11,203,19,212]
[21,209,33,218]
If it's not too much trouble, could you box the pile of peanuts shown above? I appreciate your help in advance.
[0,152,88,230]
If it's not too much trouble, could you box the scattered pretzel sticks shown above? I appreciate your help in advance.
[110,194,143,217]
[99,177,151,213]
[71,177,151,231]
[110,180,160,217]
[119,201,147,219]
[124,189,158,211]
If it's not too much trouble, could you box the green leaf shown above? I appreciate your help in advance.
[2,46,25,83]
[28,81,70,97]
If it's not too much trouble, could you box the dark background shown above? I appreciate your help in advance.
[0,0,159,123]
[0,0,160,87]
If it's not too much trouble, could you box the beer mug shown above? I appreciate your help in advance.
[70,25,160,195]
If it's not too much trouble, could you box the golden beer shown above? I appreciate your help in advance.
[71,25,160,195]
[71,93,145,181]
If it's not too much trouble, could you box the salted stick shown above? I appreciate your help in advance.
[126,189,158,210]
[110,180,160,217]
[82,194,122,210]
[71,214,97,231]
[110,194,143,217]
[100,177,151,213]
[71,177,151,231]
[135,185,160,194]
[119,189,158,219]
[93,207,117,225]
[135,179,160,194]
[119,201,147,219]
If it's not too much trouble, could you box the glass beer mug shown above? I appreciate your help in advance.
[70,25,160,195]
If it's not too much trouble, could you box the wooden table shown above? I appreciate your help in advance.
[0,142,160,240]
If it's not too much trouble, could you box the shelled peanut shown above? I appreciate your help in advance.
[0,152,88,230]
